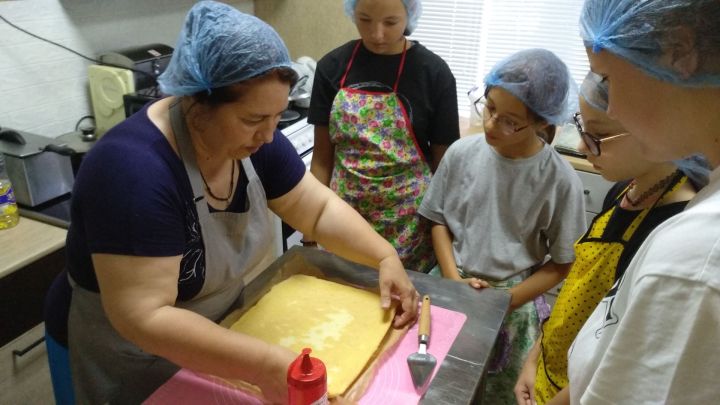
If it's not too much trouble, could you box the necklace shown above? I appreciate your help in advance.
[199,160,235,202]
[624,170,679,207]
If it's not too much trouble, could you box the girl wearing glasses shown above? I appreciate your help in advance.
[566,0,720,403]
[514,71,708,405]
[419,48,586,404]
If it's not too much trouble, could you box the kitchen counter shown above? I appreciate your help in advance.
[0,216,66,279]
[562,153,597,173]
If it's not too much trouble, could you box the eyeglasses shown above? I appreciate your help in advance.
[573,112,629,156]
[474,97,530,136]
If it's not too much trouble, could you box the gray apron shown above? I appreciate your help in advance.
[68,100,273,404]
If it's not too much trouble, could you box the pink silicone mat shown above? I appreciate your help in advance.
[144,305,467,405]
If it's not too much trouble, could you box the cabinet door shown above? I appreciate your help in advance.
[576,170,614,214]
[0,324,53,404]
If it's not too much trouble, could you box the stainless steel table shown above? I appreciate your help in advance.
[239,247,511,404]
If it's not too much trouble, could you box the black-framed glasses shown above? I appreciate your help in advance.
[573,112,629,156]
[474,97,530,136]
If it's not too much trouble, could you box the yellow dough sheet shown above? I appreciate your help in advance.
[228,274,393,397]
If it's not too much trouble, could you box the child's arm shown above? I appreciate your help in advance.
[514,335,542,405]
[508,261,571,310]
[431,223,462,280]
[546,386,570,405]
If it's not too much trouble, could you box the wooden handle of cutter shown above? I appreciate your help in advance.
[418,295,431,336]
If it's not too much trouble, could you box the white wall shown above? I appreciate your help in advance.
[0,0,253,139]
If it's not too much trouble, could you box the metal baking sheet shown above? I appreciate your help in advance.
[229,246,510,404]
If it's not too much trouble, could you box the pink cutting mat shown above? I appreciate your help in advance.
[144,305,467,405]
[359,305,467,404]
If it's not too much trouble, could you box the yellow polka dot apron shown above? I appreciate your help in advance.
[534,175,687,404]
[328,40,434,272]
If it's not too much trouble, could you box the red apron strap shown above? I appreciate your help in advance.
[341,39,409,92]
[339,40,363,89]
[393,38,409,93]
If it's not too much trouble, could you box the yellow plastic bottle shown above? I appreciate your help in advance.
[0,154,20,230]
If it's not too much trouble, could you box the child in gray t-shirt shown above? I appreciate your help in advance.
[418,49,586,405]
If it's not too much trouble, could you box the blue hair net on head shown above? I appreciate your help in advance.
[158,0,292,96]
[343,0,422,35]
[580,0,720,87]
[675,154,712,190]
[580,71,609,112]
[484,49,577,126]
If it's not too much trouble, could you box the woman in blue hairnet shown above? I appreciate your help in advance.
[42,2,418,403]
[513,72,709,405]
[307,0,460,273]
[418,48,587,404]
[566,1,720,404]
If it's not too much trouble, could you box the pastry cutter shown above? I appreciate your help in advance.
[406,295,437,389]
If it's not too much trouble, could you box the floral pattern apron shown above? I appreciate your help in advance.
[329,40,434,272]
[534,175,687,404]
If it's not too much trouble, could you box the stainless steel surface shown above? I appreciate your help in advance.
[0,129,73,207]
[237,247,510,404]
[407,295,437,390]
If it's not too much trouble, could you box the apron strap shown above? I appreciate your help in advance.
[339,40,363,89]
[393,38,408,92]
[169,99,206,204]
[339,38,409,92]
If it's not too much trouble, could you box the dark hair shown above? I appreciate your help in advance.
[190,67,298,106]
[527,109,555,145]
[655,1,720,77]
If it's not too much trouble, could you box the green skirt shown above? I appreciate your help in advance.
[428,265,547,405]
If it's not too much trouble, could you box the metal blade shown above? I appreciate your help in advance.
[407,343,437,389]
[407,295,437,389]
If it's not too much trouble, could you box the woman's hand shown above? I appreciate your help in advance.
[460,277,490,289]
[378,256,419,328]
[254,345,297,405]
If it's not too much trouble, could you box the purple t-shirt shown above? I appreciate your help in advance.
[66,102,305,298]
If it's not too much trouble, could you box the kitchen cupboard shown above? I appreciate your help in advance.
[0,218,66,404]
[577,169,614,225]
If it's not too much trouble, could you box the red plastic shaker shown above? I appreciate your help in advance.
[287,348,329,405]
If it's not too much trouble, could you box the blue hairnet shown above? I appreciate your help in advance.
[484,49,577,125]
[344,0,422,35]
[675,154,712,190]
[580,71,609,112]
[158,1,292,96]
[578,70,711,187]
[580,0,720,87]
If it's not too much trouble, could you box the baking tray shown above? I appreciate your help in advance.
[224,246,511,404]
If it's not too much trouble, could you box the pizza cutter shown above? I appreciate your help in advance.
[406,295,437,389]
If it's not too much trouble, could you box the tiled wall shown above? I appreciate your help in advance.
[0,0,252,139]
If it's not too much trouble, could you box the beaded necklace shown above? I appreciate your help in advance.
[199,159,236,202]
[624,170,679,207]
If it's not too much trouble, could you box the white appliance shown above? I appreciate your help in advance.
[88,65,136,136]
[89,44,173,136]
[271,118,315,257]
